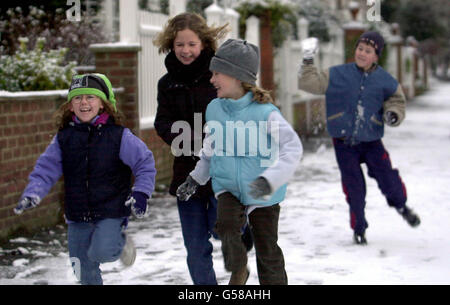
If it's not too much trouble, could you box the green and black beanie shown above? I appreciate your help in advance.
[67,73,117,111]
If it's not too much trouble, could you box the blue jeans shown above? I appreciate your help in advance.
[177,196,218,285]
[67,218,126,285]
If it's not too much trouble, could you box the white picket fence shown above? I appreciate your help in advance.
[137,10,168,129]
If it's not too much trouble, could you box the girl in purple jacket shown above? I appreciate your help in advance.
[13,73,156,285]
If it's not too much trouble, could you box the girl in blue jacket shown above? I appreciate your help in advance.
[177,39,303,285]
[13,73,156,284]
[298,32,420,245]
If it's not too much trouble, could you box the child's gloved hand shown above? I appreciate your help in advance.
[14,196,40,215]
[301,37,319,63]
[384,111,399,126]
[125,191,149,219]
[248,177,271,200]
[176,175,199,202]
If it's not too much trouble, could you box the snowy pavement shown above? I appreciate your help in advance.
[1,79,450,285]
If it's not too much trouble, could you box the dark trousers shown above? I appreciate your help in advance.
[333,139,407,234]
[177,195,218,285]
[215,192,287,285]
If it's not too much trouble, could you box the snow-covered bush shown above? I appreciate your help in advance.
[0,37,76,92]
[0,6,107,65]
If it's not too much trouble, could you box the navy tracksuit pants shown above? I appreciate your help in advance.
[333,139,407,234]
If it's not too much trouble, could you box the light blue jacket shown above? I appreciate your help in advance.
[205,92,287,206]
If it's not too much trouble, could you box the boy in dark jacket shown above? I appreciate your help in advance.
[298,31,420,244]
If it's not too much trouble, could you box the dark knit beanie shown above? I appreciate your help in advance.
[209,39,259,85]
[356,31,385,56]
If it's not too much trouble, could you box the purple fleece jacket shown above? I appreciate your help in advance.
[22,115,156,204]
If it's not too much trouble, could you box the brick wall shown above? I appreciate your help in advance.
[90,44,141,135]
[0,93,66,242]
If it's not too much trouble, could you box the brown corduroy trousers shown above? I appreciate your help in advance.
[214,192,288,285]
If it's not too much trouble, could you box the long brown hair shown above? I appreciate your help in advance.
[153,12,228,54]
[242,82,274,104]
[54,99,124,131]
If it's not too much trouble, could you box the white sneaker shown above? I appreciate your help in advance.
[120,233,136,267]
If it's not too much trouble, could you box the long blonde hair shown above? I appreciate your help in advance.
[54,99,124,131]
[242,83,274,104]
[153,12,228,53]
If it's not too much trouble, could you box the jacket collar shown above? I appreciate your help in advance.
[220,92,254,113]
[353,62,379,74]
[71,112,111,127]
[165,49,214,83]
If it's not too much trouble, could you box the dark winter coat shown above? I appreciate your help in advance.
[154,49,216,198]
[58,117,132,221]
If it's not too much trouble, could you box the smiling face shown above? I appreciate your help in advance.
[70,94,104,123]
[210,71,245,100]
[173,28,204,65]
[355,42,379,71]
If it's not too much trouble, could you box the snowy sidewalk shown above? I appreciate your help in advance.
[1,79,450,285]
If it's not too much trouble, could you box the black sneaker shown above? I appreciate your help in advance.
[397,206,421,227]
[353,232,367,245]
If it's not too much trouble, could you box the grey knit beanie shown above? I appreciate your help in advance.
[209,39,259,85]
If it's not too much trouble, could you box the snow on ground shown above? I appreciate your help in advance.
[1,79,449,285]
